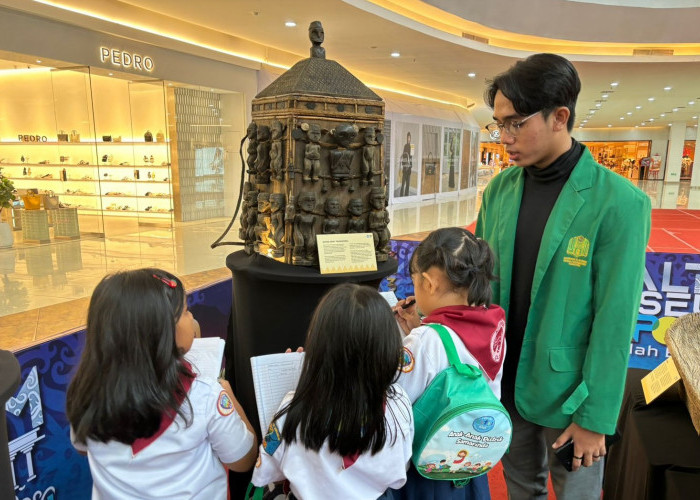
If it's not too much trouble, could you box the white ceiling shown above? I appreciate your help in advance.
[3,0,700,131]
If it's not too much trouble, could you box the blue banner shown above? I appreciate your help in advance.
[630,253,700,370]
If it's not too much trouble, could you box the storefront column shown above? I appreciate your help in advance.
[664,121,686,182]
[691,117,700,188]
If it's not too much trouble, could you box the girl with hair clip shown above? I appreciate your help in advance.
[393,227,506,500]
[251,283,414,500]
[66,268,257,499]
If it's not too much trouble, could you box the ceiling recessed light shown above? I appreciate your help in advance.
[108,73,113,76]
[648,97,655,101]
[660,113,666,117]
[627,112,632,115]
[693,115,698,119]
[595,103,602,107]
[673,108,679,112]
[607,124,612,127]
[590,110,596,114]
[620,117,624,120]
[649,118,655,121]
[467,72,476,78]
[285,21,297,27]
[664,86,672,91]
[636,105,642,109]
[611,82,619,87]
[669,123,673,126]
[390,51,401,58]
[641,122,646,125]
[36,60,42,64]
[689,101,696,105]
[168,83,173,86]
[602,94,609,99]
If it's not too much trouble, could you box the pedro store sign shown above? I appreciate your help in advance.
[631,253,700,370]
[99,46,154,72]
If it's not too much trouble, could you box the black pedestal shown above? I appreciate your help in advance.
[0,350,20,497]
[225,250,396,497]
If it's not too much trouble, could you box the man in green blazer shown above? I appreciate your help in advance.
[476,54,651,499]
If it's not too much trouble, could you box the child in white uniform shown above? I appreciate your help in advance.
[251,283,414,500]
[393,227,506,500]
[67,268,257,499]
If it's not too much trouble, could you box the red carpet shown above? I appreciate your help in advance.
[487,462,555,499]
[648,209,700,253]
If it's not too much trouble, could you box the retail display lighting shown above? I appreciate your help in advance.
[595,103,602,107]
[664,86,672,91]
[660,113,666,117]
[467,72,476,78]
[602,94,609,99]
[285,21,297,27]
[607,124,612,127]
[627,112,632,115]
[620,117,624,120]
[693,116,698,119]
[648,97,655,101]
[649,118,655,121]
[610,82,619,87]
[673,108,679,112]
[390,52,400,57]
[636,106,642,109]
[689,101,695,105]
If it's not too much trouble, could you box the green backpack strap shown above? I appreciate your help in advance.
[425,323,481,379]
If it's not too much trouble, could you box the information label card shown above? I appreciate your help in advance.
[317,233,377,275]
[641,356,681,404]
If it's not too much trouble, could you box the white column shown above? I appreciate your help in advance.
[691,117,700,188]
[665,121,686,182]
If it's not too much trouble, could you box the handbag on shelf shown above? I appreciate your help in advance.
[102,135,112,142]
[22,193,42,210]
[42,191,60,210]
[57,130,69,142]
[425,152,437,175]
[156,130,165,142]
[70,130,80,143]
[144,130,153,142]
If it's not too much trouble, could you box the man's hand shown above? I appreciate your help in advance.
[552,422,605,471]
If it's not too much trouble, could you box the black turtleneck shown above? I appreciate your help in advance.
[502,138,585,407]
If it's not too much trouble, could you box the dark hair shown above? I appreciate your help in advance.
[66,268,192,445]
[485,53,580,131]
[277,283,405,456]
[411,227,496,307]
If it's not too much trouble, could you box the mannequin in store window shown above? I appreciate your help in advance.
[399,132,413,197]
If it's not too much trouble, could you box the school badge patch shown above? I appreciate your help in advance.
[401,347,415,373]
[217,390,235,416]
[263,421,282,456]
[563,235,590,267]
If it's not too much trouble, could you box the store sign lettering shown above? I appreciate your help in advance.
[99,47,154,72]
[18,135,48,143]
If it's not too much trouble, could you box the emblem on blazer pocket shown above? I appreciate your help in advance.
[563,235,589,267]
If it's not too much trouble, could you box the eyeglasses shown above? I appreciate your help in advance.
[485,111,541,140]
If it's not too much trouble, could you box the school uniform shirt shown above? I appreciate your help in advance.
[398,305,507,403]
[252,384,414,500]
[71,376,254,500]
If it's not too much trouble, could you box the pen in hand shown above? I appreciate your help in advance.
[394,299,416,314]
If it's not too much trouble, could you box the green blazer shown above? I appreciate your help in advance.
[475,148,651,434]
